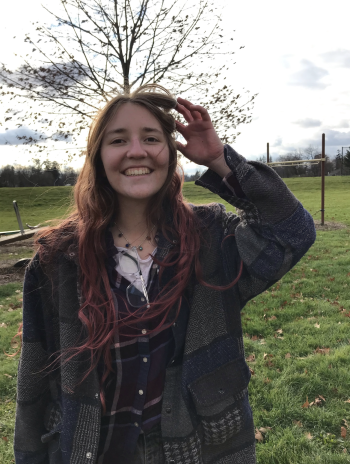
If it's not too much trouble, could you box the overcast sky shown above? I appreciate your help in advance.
[0,0,349,173]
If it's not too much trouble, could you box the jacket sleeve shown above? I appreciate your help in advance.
[195,144,317,307]
[14,255,51,464]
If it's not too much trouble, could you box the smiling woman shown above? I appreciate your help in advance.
[13,83,316,464]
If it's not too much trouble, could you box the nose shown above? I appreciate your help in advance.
[126,138,147,159]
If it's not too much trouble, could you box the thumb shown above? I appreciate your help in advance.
[176,141,186,155]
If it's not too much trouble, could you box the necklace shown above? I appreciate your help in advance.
[116,224,155,251]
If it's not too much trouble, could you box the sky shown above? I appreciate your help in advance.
[0,0,349,174]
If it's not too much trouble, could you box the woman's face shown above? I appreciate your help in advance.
[100,102,170,204]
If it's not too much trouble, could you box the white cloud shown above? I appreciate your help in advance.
[320,49,350,68]
[293,118,322,128]
[287,59,329,89]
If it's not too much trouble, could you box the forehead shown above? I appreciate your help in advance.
[108,102,162,129]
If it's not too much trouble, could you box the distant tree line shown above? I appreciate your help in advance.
[1,146,349,187]
[0,160,79,187]
[184,170,205,182]
[256,146,350,178]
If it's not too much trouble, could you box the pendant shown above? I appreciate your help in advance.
[146,236,151,241]
[126,243,130,248]
[118,233,123,237]
[138,246,143,251]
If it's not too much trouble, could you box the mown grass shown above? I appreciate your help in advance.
[1,176,350,463]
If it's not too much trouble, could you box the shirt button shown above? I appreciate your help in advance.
[143,357,148,363]
[86,452,92,459]
[134,422,139,427]
[142,329,147,334]
[139,389,144,395]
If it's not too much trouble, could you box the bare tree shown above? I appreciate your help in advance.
[0,0,258,160]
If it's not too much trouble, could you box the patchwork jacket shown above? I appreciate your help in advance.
[14,145,316,463]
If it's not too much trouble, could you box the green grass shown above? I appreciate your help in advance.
[1,177,350,462]
[0,186,74,231]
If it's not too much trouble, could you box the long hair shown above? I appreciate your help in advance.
[26,84,242,413]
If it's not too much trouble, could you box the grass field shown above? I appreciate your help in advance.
[1,176,350,463]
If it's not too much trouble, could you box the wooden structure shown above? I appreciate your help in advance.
[266,134,326,225]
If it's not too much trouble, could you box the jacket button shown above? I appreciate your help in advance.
[219,388,225,394]
[86,452,92,459]
[165,407,171,414]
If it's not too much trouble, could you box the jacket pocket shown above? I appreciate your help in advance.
[41,401,62,444]
[188,357,251,446]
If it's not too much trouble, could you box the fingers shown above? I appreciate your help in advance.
[176,97,210,122]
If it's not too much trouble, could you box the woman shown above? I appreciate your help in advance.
[14,84,316,464]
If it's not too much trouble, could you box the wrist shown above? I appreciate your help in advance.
[206,152,231,178]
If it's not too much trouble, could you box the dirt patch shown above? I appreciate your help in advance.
[313,220,349,231]
[0,238,35,285]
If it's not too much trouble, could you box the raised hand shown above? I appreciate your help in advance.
[174,97,225,169]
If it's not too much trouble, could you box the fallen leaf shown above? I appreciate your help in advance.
[0,323,7,328]
[259,427,272,433]
[341,427,347,439]
[344,399,350,403]
[314,323,320,329]
[268,316,277,321]
[276,329,283,334]
[246,354,255,362]
[255,428,263,442]
[305,432,313,440]
[260,339,266,345]
[293,420,302,428]
[343,419,349,428]
[2,436,8,442]
[4,374,12,378]
[285,353,291,359]
[251,335,259,341]
[302,396,310,408]
[314,347,330,355]
[263,353,274,360]
[263,378,271,384]
[249,367,255,376]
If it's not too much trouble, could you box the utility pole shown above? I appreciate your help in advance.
[267,143,269,164]
[321,134,325,226]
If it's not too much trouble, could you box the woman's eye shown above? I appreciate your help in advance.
[111,137,158,144]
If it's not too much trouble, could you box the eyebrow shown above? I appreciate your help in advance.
[105,127,163,137]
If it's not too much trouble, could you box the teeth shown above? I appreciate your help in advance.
[124,168,151,176]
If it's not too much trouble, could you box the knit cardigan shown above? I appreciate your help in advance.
[14,145,316,464]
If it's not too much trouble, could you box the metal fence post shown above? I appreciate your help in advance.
[13,201,25,235]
